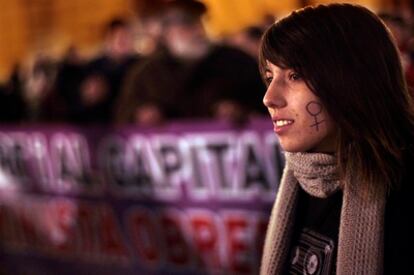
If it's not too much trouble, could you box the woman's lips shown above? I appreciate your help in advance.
[273,119,295,134]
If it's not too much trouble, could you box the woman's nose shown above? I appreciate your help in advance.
[263,83,286,109]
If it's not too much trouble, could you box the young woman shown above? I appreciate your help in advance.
[259,4,414,274]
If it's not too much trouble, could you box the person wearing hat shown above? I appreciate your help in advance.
[115,0,266,125]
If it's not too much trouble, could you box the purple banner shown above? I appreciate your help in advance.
[0,118,284,275]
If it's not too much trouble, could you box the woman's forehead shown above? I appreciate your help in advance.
[265,61,290,72]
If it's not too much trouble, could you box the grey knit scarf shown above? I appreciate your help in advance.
[260,152,386,275]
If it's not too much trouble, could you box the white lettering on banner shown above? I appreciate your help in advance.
[0,130,283,200]
[0,132,31,189]
[100,132,282,201]
[99,135,159,197]
[0,126,280,274]
[183,133,238,200]
[265,132,285,188]
[151,134,187,198]
[29,133,53,188]
[49,133,93,193]
[233,132,274,201]
[0,132,95,194]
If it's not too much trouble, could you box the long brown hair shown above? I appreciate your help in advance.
[259,3,414,194]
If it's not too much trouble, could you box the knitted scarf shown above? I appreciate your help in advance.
[260,152,386,275]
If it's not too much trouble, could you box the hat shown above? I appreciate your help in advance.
[165,0,207,15]
[163,0,207,25]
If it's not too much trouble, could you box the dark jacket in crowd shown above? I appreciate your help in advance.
[116,45,267,123]
[73,54,140,124]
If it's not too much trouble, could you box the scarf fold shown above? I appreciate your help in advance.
[260,152,385,275]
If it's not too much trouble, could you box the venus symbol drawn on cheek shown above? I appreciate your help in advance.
[306,101,325,131]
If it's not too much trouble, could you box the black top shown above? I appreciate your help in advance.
[384,152,414,275]
[286,189,342,275]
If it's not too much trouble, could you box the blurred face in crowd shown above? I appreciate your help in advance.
[107,26,134,59]
[80,75,109,106]
[263,62,337,153]
[163,12,210,59]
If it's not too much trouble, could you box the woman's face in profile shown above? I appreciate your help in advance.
[263,62,337,153]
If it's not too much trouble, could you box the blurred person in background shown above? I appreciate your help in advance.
[0,64,26,123]
[52,46,86,122]
[227,26,264,60]
[115,0,266,126]
[0,83,23,123]
[379,12,414,95]
[20,55,65,122]
[134,0,166,56]
[227,15,275,61]
[72,18,141,124]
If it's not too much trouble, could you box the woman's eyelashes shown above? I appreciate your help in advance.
[265,76,273,85]
[264,71,301,86]
[288,71,302,81]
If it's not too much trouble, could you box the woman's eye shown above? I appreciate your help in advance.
[265,77,273,85]
[288,72,301,81]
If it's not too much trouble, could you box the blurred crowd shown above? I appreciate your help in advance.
[0,0,414,126]
[0,0,268,126]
